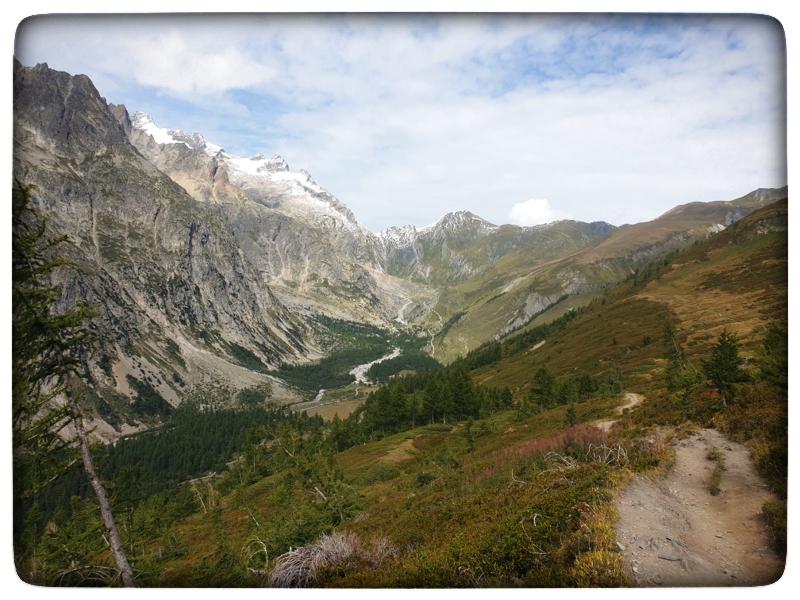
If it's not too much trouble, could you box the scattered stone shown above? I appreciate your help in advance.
[658,554,682,562]
[616,542,626,551]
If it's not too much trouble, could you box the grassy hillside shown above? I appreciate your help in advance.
[430,187,787,362]
[20,199,787,587]
[473,198,787,397]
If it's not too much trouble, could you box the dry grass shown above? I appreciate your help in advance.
[268,531,396,587]
[305,399,365,421]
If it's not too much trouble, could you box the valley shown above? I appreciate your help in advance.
[12,58,788,588]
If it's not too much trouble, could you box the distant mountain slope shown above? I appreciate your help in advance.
[120,109,429,327]
[471,196,788,397]
[572,187,787,264]
[380,211,615,285]
[429,186,787,361]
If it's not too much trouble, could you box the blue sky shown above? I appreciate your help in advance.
[16,14,786,231]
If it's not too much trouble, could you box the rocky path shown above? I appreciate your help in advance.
[615,428,783,586]
[595,392,643,432]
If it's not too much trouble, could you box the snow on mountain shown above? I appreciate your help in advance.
[132,112,225,157]
[130,113,368,233]
[379,224,419,248]
[131,112,191,148]
[129,114,500,245]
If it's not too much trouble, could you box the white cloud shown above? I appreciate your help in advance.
[122,31,275,97]
[509,199,570,226]
[14,15,787,231]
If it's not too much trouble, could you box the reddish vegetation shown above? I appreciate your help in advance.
[482,425,608,478]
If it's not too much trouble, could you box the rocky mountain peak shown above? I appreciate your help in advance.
[108,103,132,135]
[422,211,497,242]
[265,154,290,172]
[14,60,129,159]
[130,112,224,157]
[429,210,496,231]
[379,224,419,248]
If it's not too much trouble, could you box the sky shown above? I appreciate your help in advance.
[15,14,787,232]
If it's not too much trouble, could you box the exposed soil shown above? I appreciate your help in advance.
[595,392,643,432]
[615,428,784,586]
[380,438,417,464]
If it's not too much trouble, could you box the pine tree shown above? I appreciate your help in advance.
[12,183,135,586]
[530,367,556,408]
[759,323,787,388]
[663,321,701,397]
[565,403,577,427]
[702,330,745,407]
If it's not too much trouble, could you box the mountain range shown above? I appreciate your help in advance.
[12,60,787,439]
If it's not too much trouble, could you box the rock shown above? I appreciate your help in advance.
[616,542,626,551]
[658,554,683,562]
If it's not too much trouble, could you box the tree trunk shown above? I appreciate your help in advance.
[71,401,136,587]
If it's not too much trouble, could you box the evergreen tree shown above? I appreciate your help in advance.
[759,323,787,388]
[663,321,701,397]
[12,183,134,586]
[702,330,745,407]
[530,367,556,408]
[463,418,476,453]
[565,403,577,427]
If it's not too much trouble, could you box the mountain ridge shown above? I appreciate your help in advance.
[12,60,788,439]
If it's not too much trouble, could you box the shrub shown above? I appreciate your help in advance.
[761,499,787,555]
[415,472,437,487]
[570,550,628,587]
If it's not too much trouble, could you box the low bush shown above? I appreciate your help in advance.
[761,499,787,555]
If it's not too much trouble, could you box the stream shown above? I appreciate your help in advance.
[297,347,402,411]
[349,347,401,384]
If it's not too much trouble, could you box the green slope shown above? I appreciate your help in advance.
[430,187,787,362]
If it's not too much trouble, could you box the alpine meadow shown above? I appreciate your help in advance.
[11,13,789,588]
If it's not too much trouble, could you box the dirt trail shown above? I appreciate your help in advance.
[615,428,783,586]
[380,438,417,464]
[595,392,643,432]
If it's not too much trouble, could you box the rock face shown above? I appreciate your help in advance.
[122,108,421,326]
[13,61,313,421]
[13,61,435,435]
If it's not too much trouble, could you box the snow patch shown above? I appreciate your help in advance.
[131,112,190,148]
